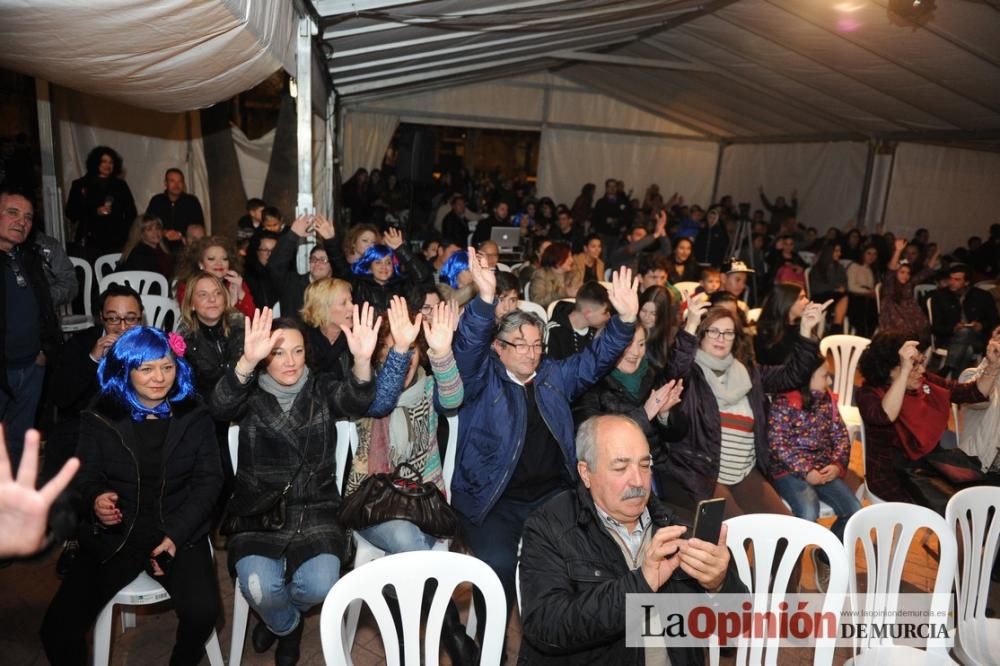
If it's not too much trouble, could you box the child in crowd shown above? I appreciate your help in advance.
[694,267,721,296]
[767,357,861,590]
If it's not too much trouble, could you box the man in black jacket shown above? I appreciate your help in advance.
[0,189,61,469]
[518,415,745,665]
[145,168,205,256]
[930,264,1000,375]
[592,179,634,262]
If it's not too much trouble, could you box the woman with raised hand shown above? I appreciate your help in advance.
[209,306,378,666]
[176,236,256,317]
[330,226,431,313]
[42,327,222,665]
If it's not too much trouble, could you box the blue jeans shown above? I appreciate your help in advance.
[358,519,436,554]
[0,363,45,470]
[235,553,341,635]
[772,474,862,541]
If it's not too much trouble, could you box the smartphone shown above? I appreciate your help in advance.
[691,498,726,544]
[153,551,174,574]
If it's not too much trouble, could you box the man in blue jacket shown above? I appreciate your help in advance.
[452,247,639,636]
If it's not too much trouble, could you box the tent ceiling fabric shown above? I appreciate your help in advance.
[317,0,1000,140]
[0,0,294,113]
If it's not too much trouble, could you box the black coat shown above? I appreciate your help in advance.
[518,483,746,665]
[929,286,999,345]
[51,326,103,418]
[145,192,204,234]
[573,370,688,482]
[662,330,819,503]
[268,232,340,317]
[693,223,729,268]
[73,395,223,563]
[209,368,375,577]
[65,175,137,254]
[179,315,245,399]
[0,243,62,395]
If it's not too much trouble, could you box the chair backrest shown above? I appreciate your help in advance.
[799,250,816,266]
[598,280,612,291]
[946,486,1000,661]
[547,297,575,321]
[143,295,181,332]
[69,257,94,319]
[441,415,459,501]
[818,334,870,409]
[975,280,997,291]
[874,282,881,313]
[94,253,121,281]
[673,281,699,300]
[804,266,812,298]
[321,551,505,665]
[951,403,961,448]
[271,302,281,318]
[334,420,357,496]
[228,425,239,472]
[523,279,531,302]
[925,298,940,348]
[746,307,762,325]
[843,503,956,657]
[604,267,613,281]
[914,283,935,302]
[496,262,511,273]
[517,300,548,324]
[722,514,848,666]
[99,270,170,297]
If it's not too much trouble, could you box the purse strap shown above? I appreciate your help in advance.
[280,398,316,496]
[392,461,424,484]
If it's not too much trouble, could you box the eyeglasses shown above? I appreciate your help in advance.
[705,328,736,341]
[309,256,329,264]
[497,338,544,355]
[419,304,435,314]
[103,314,142,326]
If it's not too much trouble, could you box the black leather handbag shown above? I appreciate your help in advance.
[338,462,458,539]
[219,458,305,536]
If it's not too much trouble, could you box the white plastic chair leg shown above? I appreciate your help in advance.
[93,602,114,666]
[344,599,364,649]
[205,630,225,666]
[229,580,251,666]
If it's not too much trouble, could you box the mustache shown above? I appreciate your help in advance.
[621,486,648,501]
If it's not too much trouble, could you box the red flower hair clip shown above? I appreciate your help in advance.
[168,332,187,357]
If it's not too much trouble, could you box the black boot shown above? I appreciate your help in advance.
[252,619,278,653]
[275,620,304,666]
[441,600,480,666]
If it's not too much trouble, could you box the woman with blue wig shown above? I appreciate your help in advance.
[42,326,223,665]
[329,226,431,313]
[436,250,477,306]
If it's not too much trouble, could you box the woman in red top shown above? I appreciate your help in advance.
[175,236,256,317]
[856,331,1000,513]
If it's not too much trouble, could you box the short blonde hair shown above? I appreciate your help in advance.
[300,277,352,327]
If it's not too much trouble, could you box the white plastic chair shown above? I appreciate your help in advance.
[843,503,958,665]
[320,551,506,666]
[875,283,881,314]
[93,565,224,666]
[914,284,935,302]
[819,334,870,447]
[746,307,762,325]
[673,281,699,300]
[226,425,253,666]
[547,297,575,321]
[946,487,1000,666]
[60,257,94,334]
[925,300,949,366]
[857,427,884,505]
[495,262,511,273]
[99,270,170,298]
[523,280,531,302]
[144,295,181,332]
[799,251,816,267]
[805,266,813,298]
[720,514,848,666]
[334,418,471,654]
[272,302,281,318]
[516,300,547,324]
[94,253,121,281]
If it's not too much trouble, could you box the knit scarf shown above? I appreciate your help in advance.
[258,367,310,413]
[130,400,172,422]
[368,368,432,473]
[611,357,648,399]
[694,349,753,407]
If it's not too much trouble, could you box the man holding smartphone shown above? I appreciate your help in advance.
[517,415,744,665]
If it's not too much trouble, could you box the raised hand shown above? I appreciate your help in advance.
[660,379,684,413]
[384,227,404,250]
[290,214,313,238]
[654,209,667,237]
[424,300,458,357]
[0,429,80,557]
[224,270,244,303]
[799,299,832,338]
[607,267,640,323]
[342,302,382,363]
[897,339,921,369]
[684,293,711,335]
[313,214,335,240]
[241,307,282,365]
[468,246,496,304]
[387,295,422,354]
[893,237,907,253]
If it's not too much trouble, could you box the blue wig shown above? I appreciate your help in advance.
[97,326,195,420]
[351,244,399,278]
[439,251,469,289]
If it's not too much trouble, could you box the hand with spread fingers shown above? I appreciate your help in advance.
[607,267,640,323]
[424,300,458,358]
[387,295,422,354]
[313,214,335,240]
[684,293,712,335]
[468,246,496,304]
[384,227,404,250]
[342,303,382,384]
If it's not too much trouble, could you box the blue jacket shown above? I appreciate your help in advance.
[451,296,635,524]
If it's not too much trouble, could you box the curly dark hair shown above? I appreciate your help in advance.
[85,146,123,178]
[858,331,917,387]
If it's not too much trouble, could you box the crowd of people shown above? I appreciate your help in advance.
[2,147,1000,665]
